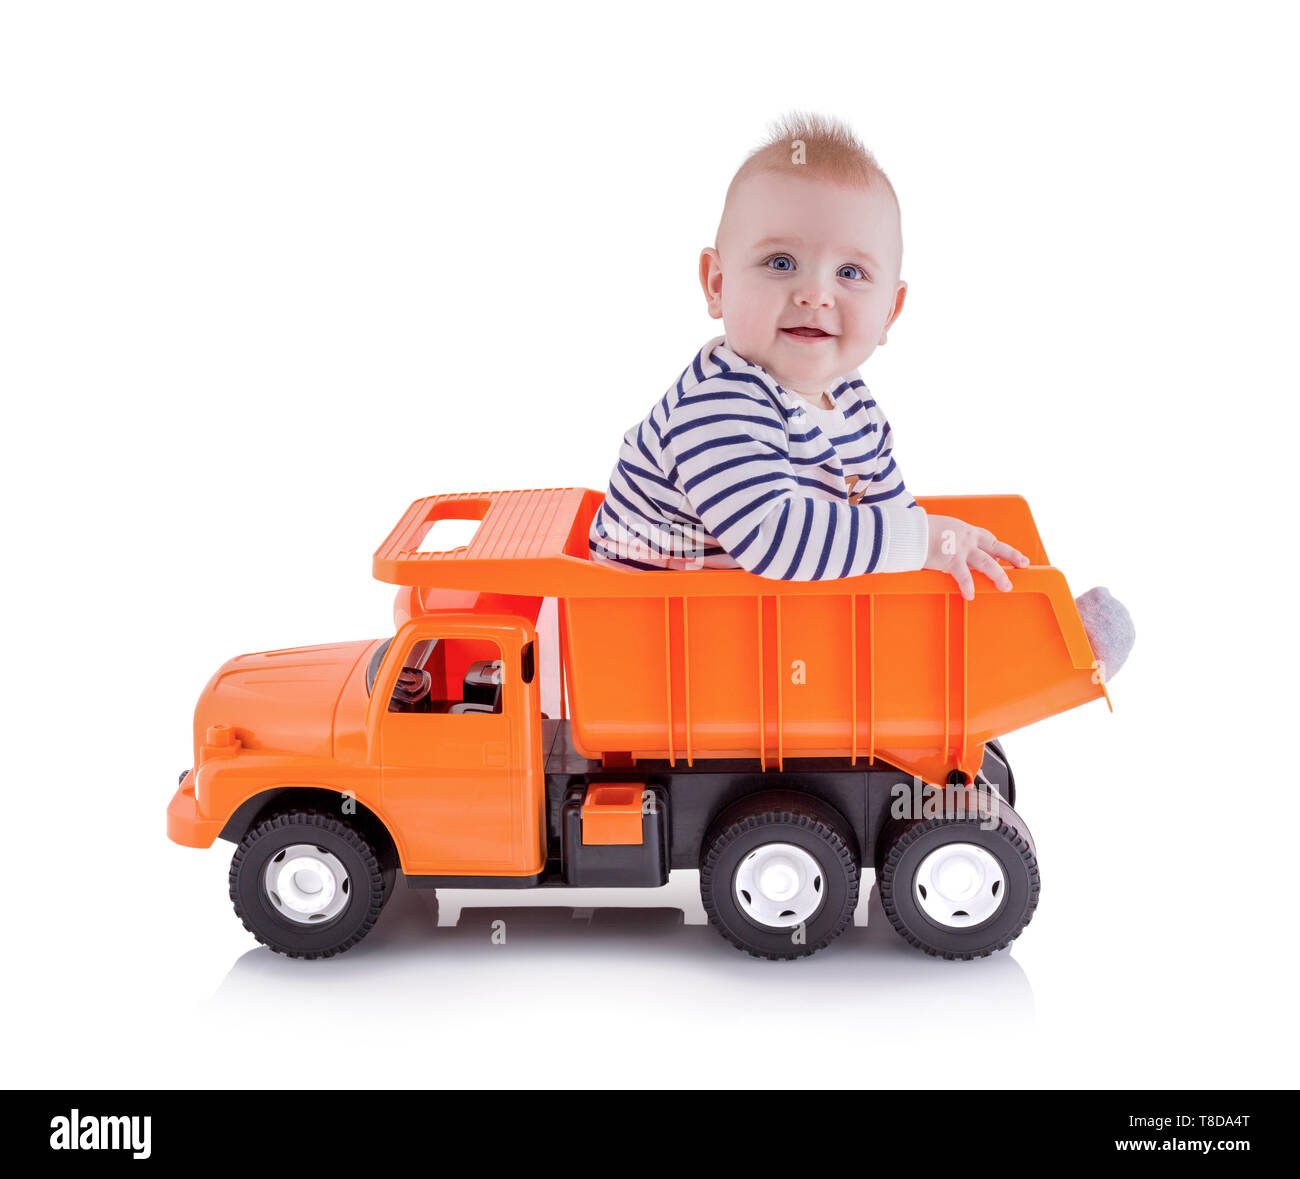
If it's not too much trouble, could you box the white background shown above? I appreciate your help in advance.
[2,0,1296,1089]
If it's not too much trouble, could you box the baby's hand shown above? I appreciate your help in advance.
[923,513,1030,601]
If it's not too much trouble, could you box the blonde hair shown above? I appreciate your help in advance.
[716,110,899,247]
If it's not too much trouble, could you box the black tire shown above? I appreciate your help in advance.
[876,789,1039,961]
[229,809,390,959]
[700,792,859,961]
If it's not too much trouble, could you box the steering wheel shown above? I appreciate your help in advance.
[390,666,433,713]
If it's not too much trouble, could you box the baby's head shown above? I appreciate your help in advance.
[700,112,906,398]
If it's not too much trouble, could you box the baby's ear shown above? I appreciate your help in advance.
[699,248,724,319]
[879,280,908,344]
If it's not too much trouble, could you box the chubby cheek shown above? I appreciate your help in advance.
[839,319,876,353]
[722,277,784,346]
[839,304,886,352]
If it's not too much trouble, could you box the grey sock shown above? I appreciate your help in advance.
[1074,586,1135,683]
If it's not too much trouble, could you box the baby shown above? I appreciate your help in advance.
[589,112,1133,681]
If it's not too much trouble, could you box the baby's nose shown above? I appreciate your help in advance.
[796,288,834,308]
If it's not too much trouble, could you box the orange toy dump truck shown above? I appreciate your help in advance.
[168,488,1109,961]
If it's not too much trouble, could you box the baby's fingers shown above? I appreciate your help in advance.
[970,548,1013,593]
[982,534,1030,568]
[951,563,975,601]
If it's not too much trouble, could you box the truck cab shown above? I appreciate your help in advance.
[365,613,545,879]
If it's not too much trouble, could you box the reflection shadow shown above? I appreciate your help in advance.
[211,872,1034,1029]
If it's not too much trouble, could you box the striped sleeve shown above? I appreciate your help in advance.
[855,418,924,511]
[661,386,929,580]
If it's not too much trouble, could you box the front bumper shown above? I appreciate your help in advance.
[167,770,223,848]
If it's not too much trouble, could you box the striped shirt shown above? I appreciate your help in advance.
[588,335,929,579]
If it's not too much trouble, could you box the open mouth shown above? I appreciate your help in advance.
[781,326,834,339]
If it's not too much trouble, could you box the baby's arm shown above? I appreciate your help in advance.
[663,391,927,580]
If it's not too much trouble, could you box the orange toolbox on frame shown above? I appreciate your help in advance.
[170,486,1111,964]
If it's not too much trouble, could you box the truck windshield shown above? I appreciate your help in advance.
[365,638,393,696]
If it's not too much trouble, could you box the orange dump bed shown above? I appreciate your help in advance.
[374,488,1108,785]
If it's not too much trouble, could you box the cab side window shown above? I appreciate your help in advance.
[386,636,504,715]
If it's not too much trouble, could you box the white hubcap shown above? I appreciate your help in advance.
[914,842,1005,928]
[734,843,824,928]
[264,844,351,925]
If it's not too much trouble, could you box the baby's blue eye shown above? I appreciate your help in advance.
[838,264,867,280]
[767,255,794,272]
